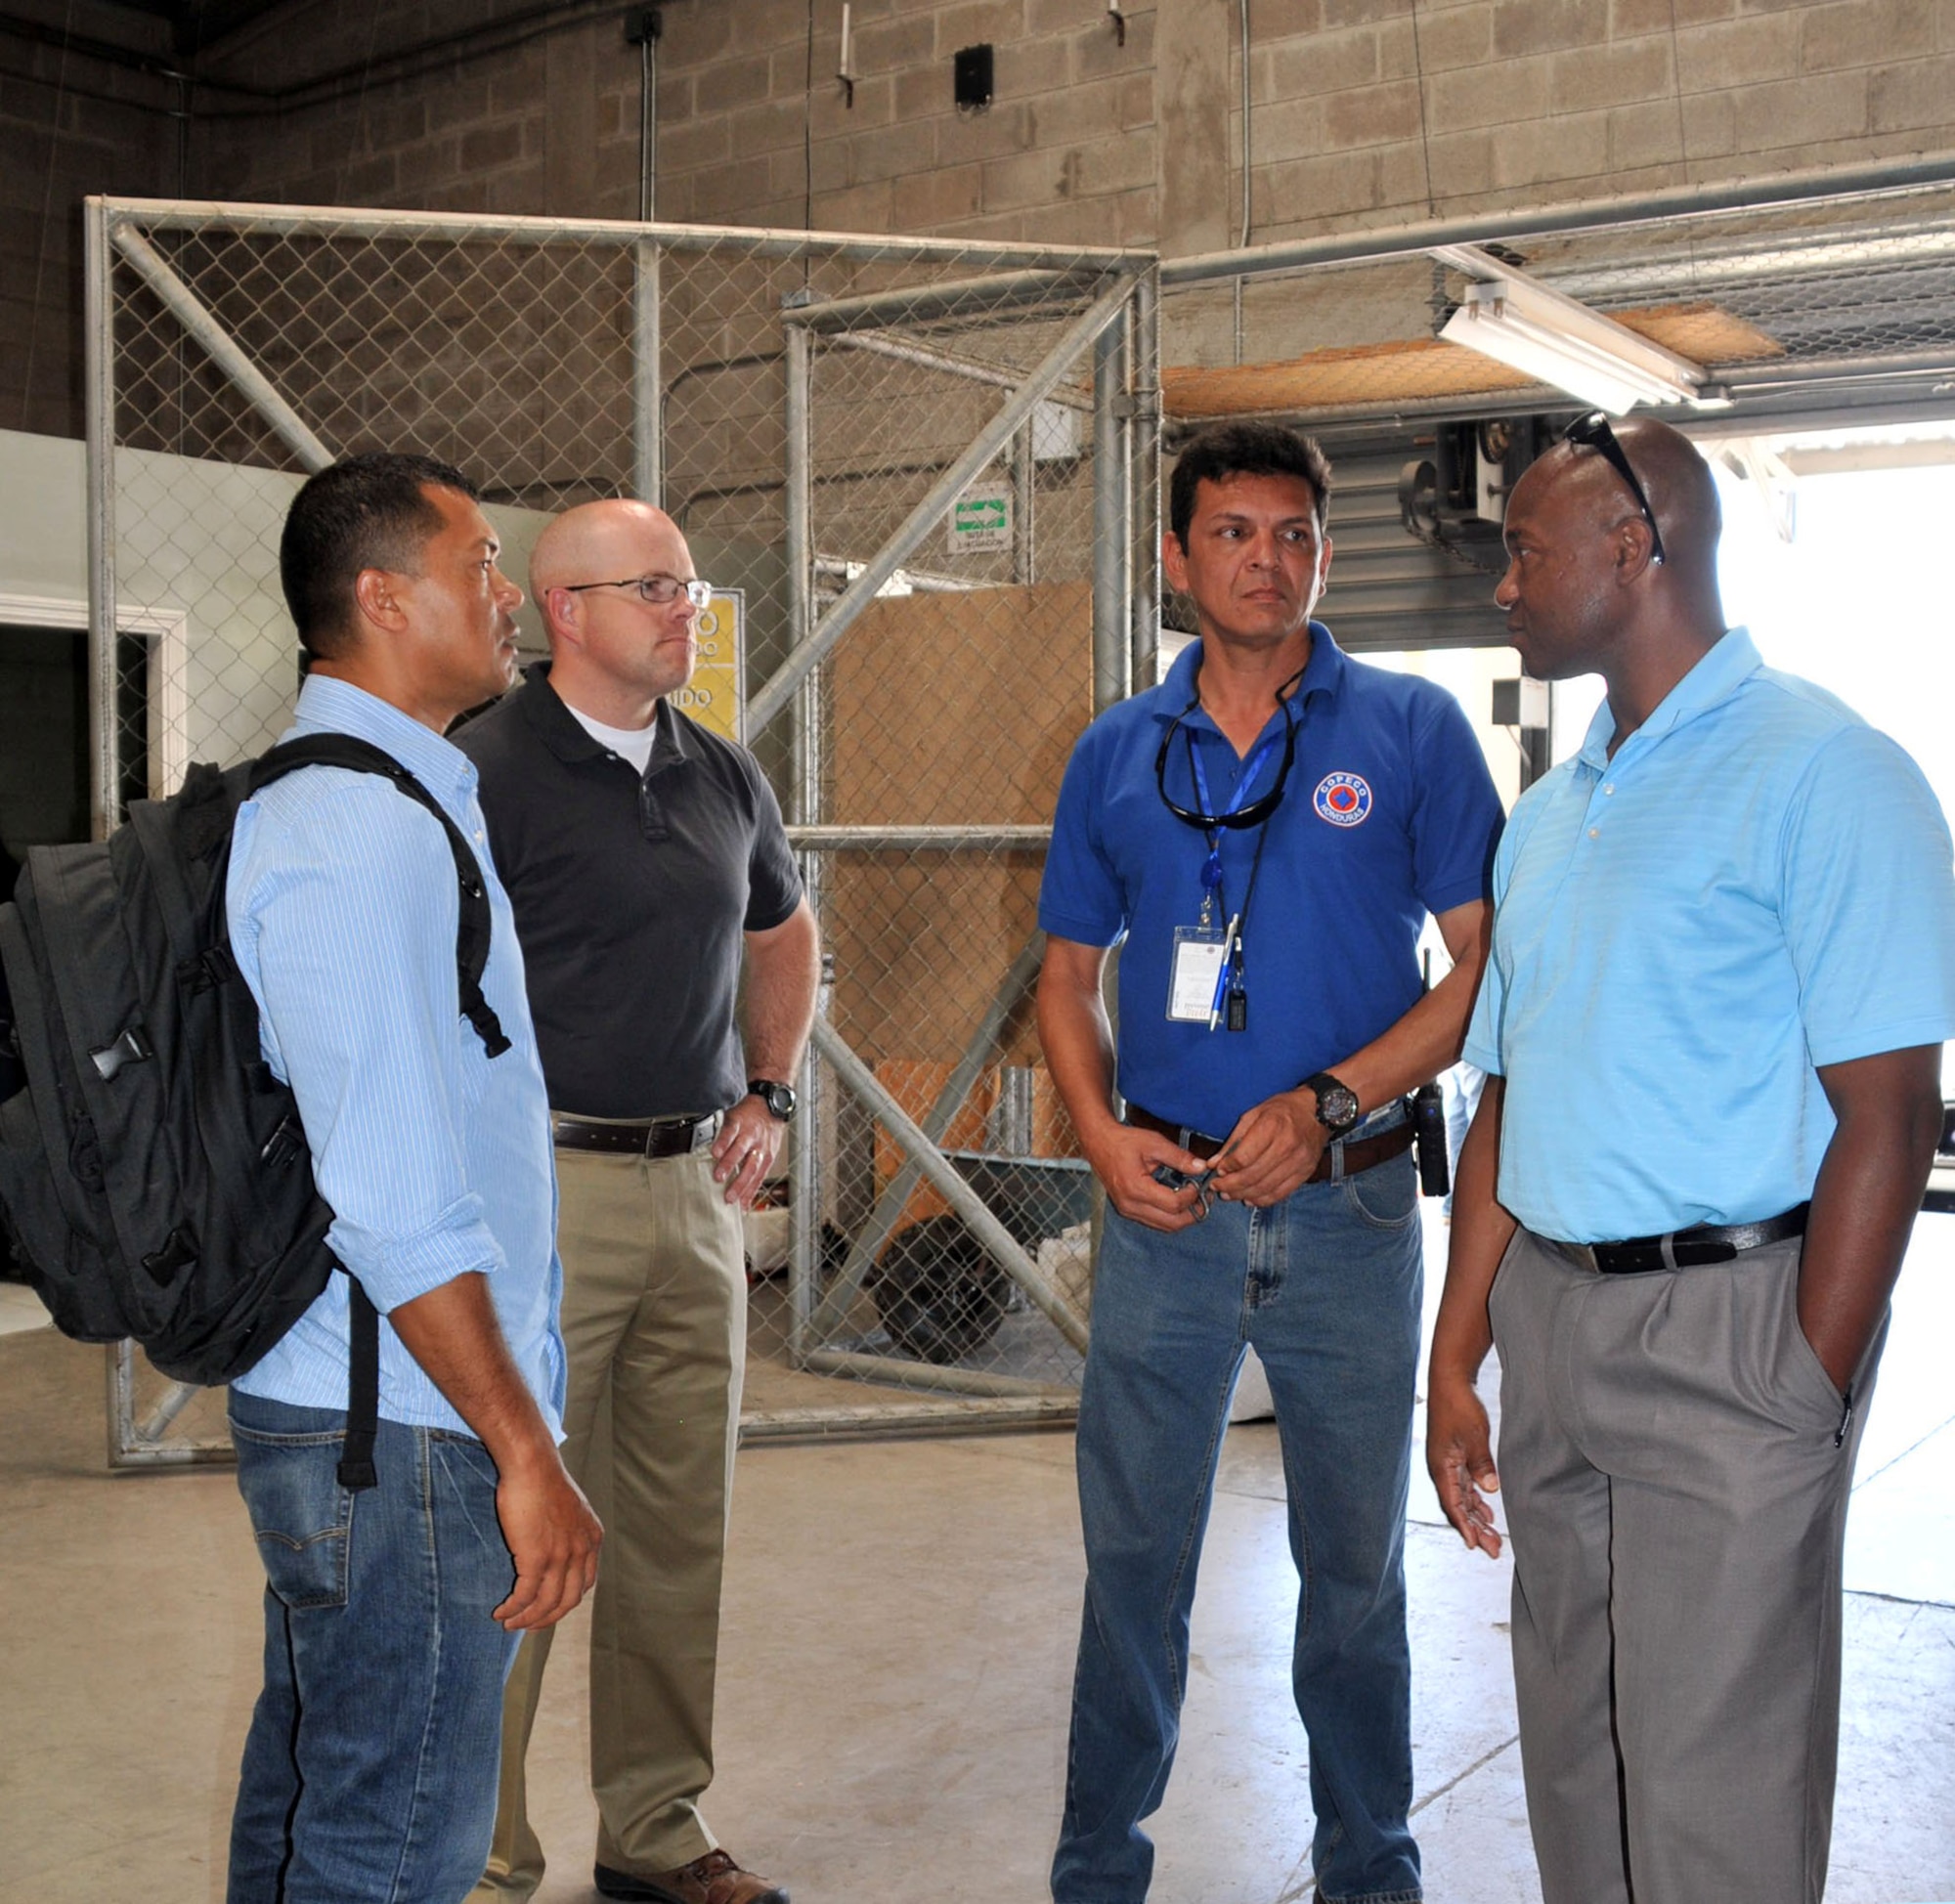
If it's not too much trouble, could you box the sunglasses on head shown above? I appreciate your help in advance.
[1563,411,1666,567]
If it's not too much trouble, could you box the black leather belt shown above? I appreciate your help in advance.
[1546,1203,1808,1276]
[1125,1103,1412,1185]
[552,1110,722,1158]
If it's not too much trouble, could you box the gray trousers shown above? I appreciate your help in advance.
[1490,1226,1884,1904]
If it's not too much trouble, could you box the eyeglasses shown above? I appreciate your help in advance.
[562,575,713,608]
[1563,411,1666,566]
[1154,690,1299,831]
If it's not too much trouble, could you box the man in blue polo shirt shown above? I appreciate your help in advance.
[1426,415,1955,1904]
[1038,419,1502,1904]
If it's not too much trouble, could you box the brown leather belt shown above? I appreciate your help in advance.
[552,1110,722,1158]
[1544,1203,1808,1275]
[1125,1103,1412,1185]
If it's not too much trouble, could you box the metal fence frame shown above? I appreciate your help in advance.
[81,195,1151,1463]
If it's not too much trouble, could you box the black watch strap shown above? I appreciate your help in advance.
[749,1077,797,1121]
[1303,1069,1361,1136]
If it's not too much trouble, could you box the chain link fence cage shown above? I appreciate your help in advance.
[76,160,1955,1464]
[80,195,1153,1462]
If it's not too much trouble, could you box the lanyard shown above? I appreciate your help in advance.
[1185,706,1294,1030]
[1188,725,1284,911]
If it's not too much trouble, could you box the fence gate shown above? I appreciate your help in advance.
[81,194,1154,1462]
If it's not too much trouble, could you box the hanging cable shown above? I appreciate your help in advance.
[1234,0,1251,362]
[628,8,660,221]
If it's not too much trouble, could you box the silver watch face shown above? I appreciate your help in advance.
[753,1081,797,1121]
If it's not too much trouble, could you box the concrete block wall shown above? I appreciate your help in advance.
[179,0,1955,277]
[4,0,1954,438]
[644,0,1161,247]
[191,5,639,220]
[1239,0,1955,243]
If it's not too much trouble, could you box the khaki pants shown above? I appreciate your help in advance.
[1491,1226,1884,1904]
[472,1144,747,1899]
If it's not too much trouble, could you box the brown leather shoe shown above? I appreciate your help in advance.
[593,1850,789,1904]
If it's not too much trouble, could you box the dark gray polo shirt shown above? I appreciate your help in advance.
[456,661,803,1119]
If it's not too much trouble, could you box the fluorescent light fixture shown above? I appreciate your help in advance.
[1434,244,1713,414]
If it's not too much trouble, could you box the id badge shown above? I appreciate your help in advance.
[1167,926,1228,1023]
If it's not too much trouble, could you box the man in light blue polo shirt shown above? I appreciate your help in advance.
[1426,415,1955,1904]
[1039,420,1502,1904]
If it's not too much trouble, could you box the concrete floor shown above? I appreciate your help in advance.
[2,1212,1952,1904]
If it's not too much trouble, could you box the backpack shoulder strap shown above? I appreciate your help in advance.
[250,735,510,1059]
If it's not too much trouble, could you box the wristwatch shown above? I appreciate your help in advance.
[748,1078,798,1122]
[1302,1070,1361,1137]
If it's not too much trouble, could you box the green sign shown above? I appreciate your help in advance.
[948,486,1013,553]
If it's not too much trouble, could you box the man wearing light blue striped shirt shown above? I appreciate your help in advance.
[223,453,601,1904]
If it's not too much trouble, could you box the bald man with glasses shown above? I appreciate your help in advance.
[458,499,818,1904]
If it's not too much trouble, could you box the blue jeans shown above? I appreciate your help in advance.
[227,1394,522,1904]
[1053,1147,1425,1904]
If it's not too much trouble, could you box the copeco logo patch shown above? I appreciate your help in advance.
[1314,771,1372,828]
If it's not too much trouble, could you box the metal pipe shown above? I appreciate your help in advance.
[1160,153,1955,286]
[812,1020,1090,1354]
[747,268,1143,740]
[789,1024,821,1365]
[1714,344,1955,388]
[837,329,1094,412]
[1128,270,1162,691]
[106,1341,135,1469]
[84,196,117,842]
[638,22,657,223]
[784,265,1114,333]
[1092,300,1132,716]
[785,824,1051,850]
[784,324,820,1362]
[1238,0,1252,248]
[104,1343,234,1467]
[109,222,332,473]
[1013,418,1037,585]
[738,1394,1077,1441]
[786,326,814,670]
[799,1350,1076,1399]
[632,240,663,503]
[136,1378,203,1444]
[807,933,1046,1346]
[103,195,1134,266]
[813,556,988,594]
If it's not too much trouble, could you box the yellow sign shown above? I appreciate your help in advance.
[668,587,745,743]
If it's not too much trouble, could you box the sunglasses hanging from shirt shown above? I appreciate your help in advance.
[1156,671,1303,1032]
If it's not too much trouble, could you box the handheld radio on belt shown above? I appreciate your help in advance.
[1410,948,1451,1198]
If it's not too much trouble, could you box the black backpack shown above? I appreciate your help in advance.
[0,733,509,1489]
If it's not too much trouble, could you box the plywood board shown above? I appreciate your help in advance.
[1164,302,1787,418]
[825,580,1092,1075]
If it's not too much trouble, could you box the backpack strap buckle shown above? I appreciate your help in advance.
[90,1025,154,1081]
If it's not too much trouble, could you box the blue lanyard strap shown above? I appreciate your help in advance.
[1184,695,1299,1029]
[1189,726,1284,897]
